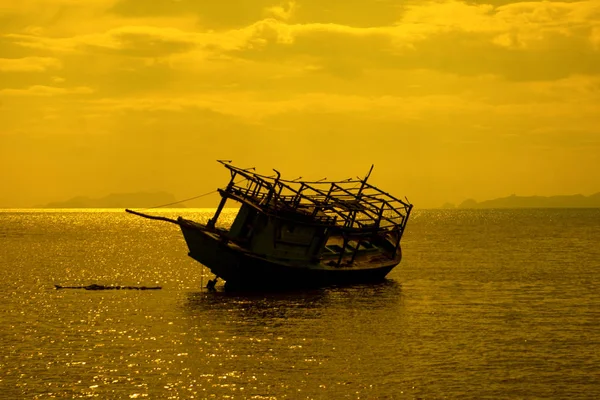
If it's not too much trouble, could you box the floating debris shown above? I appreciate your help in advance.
[54,284,161,291]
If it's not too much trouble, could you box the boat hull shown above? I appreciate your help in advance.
[179,222,399,290]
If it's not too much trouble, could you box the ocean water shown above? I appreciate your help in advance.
[0,208,598,399]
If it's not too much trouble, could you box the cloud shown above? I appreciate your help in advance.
[70,76,600,126]
[592,26,600,49]
[109,0,276,28]
[3,0,600,210]
[3,2,600,101]
[5,23,263,58]
[7,1,600,80]
[0,57,61,72]
[5,26,202,56]
[225,1,600,80]
[108,0,405,27]
[264,1,297,21]
[0,85,94,96]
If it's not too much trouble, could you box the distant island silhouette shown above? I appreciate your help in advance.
[38,192,184,208]
[443,192,600,209]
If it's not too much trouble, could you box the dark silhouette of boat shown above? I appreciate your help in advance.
[126,161,412,290]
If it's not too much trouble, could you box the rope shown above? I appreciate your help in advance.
[133,173,350,212]
[134,178,248,211]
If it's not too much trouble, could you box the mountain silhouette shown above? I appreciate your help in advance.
[38,192,184,208]
[455,193,600,209]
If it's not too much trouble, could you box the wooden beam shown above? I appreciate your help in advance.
[125,209,179,225]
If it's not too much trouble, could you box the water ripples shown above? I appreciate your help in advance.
[0,209,599,398]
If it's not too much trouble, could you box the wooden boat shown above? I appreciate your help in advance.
[126,161,412,290]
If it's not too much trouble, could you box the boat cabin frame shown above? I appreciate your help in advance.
[207,161,412,266]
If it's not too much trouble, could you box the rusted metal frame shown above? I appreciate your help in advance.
[355,202,387,223]
[363,182,411,208]
[377,196,403,205]
[330,183,362,209]
[378,206,405,229]
[335,226,388,237]
[222,163,258,183]
[294,182,306,207]
[263,180,340,224]
[265,169,281,209]
[352,214,381,229]
[345,210,356,228]
[208,170,243,228]
[381,209,405,224]
[362,195,407,222]
[350,239,362,264]
[382,208,406,225]
[330,183,391,208]
[243,180,253,197]
[329,202,377,228]
[313,183,335,217]
[277,181,285,196]
[276,193,297,200]
[319,204,357,227]
[220,162,366,186]
[336,234,348,267]
[305,193,364,202]
[373,201,386,231]
[298,192,319,207]
[324,184,381,201]
[330,182,361,195]
[221,189,336,229]
[345,174,377,226]
[388,204,413,259]
[276,179,351,224]
[247,169,362,185]
[263,179,279,206]
[369,198,405,213]
[377,200,409,217]
[227,169,273,194]
[377,197,406,209]
[328,183,391,225]
[373,201,404,228]
[359,192,400,207]
[353,216,385,224]
[298,193,329,201]
[399,203,413,233]
[208,194,228,229]
[296,183,335,217]
[320,193,361,199]
[330,184,359,192]
[300,182,331,199]
[228,184,270,209]
[355,164,374,201]
[231,183,272,205]
[250,179,265,197]
[275,180,302,204]
[351,208,394,229]
[221,164,407,231]
[391,226,403,258]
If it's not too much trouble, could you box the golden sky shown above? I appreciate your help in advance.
[1,0,599,208]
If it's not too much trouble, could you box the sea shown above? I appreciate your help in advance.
[0,208,598,399]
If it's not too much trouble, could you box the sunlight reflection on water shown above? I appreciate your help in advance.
[0,209,599,398]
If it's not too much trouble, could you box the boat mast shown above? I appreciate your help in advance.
[339,165,375,266]
[207,162,237,229]
[358,164,374,198]
[345,164,374,229]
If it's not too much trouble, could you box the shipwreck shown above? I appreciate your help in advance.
[126,161,413,290]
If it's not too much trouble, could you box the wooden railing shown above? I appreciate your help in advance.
[218,162,412,233]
